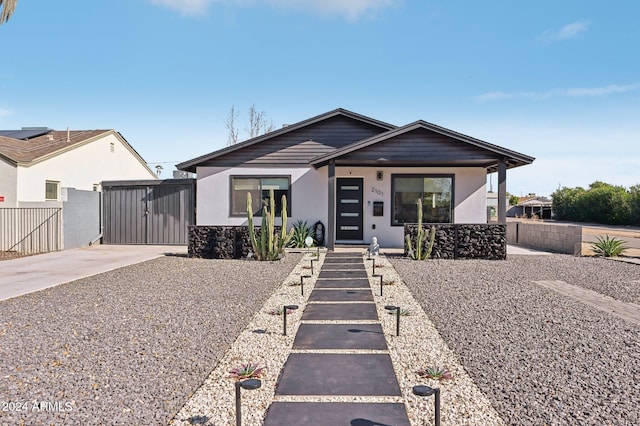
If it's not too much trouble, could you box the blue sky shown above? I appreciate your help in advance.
[1,0,638,197]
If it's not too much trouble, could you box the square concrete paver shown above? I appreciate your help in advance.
[302,303,379,320]
[293,323,387,350]
[323,259,362,265]
[314,278,370,289]
[264,402,410,426]
[276,353,402,396]
[321,263,365,271]
[319,270,368,279]
[308,289,373,302]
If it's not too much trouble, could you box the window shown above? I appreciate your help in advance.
[391,175,453,225]
[45,181,60,201]
[230,176,291,217]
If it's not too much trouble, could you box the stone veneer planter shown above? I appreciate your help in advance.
[188,226,282,259]
[404,224,507,260]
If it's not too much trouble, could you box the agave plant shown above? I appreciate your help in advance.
[288,220,314,248]
[591,235,628,257]
[229,363,265,380]
[417,365,453,381]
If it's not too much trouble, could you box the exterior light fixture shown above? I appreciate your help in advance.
[412,385,440,426]
[384,305,401,336]
[372,258,376,275]
[235,379,262,426]
[283,305,299,336]
[301,275,311,296]
[310,259,315,275]
[373,274,383,296]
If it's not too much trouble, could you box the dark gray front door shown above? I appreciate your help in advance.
[336,178,363,241]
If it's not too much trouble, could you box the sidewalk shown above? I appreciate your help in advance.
[0,244,187,301]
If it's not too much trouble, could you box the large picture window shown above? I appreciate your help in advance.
[391,175,453,225]
[231,176,291,217]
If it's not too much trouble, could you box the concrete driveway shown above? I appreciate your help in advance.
[0,244,187,301]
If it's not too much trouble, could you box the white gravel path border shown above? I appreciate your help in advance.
[171,253,505,425]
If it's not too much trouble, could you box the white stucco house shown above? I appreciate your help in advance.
[0,128,157,207]
[177,108,534,249]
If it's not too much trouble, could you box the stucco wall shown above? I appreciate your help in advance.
[62,188,100,249]
[334,166,487,247]
[16,133,156,203]
[0,157,17,207]
[196,165,487,248]
[196,166,328,228]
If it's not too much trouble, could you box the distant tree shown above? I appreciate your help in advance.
[225,105,240,146]
[552,186,586,221]
[629,185,640,226]
[508,195,519,206]
[552,181,636,225]
[225,104,274,146]
[0,0,18,24]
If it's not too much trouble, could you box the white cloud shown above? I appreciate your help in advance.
[149,0,217,16]
[0,108,13,118]
[539,21,590,43]
[267,0,397,20]
[474,83,640,103]
[149,0,397,19]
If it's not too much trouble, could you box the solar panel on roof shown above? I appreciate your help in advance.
[0,129,51,139]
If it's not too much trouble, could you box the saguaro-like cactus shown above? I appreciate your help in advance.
[247,189,294,260]
[405,198,436,260]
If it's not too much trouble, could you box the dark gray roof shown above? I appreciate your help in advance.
[310,120,535,172]
[177,108,396,172]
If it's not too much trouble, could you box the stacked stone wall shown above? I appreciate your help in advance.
[404,224,506,260]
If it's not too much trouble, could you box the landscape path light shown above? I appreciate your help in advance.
[310,259,315,275]
[282,305,299,336]
[384,305,401,336]
[373,274,383,296]
[235,379,261,426]
[412,385,440,426]
[300,275,311,296]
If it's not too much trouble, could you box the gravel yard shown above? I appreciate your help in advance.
[391,254,640,425]
[0,254,300,425]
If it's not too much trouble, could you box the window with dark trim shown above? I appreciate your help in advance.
[391,175,453,225]
[230,176,291,217]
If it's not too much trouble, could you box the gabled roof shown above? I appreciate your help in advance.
[177,108,395,172]
[0,129,154,175]
[310,120,535,172]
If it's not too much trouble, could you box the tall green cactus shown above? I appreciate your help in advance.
[405,198,436,260]
[247,189,294,260]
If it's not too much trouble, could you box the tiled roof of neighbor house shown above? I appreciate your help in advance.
[0,130,111,163]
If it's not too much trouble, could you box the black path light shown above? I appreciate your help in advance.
[300,275,311,296]
[235,378,261,426]
[413,385,441,426]
[282,305,299,336]
[310,259,315,275]
[372,258,376,275]
[373,274,383,296]
[384,305,401,336]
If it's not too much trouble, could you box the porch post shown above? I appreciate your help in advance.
[327,159,335,251]
[497,158,507,223]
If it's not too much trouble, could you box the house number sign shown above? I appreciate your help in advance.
[371,187,383,196]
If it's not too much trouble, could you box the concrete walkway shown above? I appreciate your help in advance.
[0,244,187,301]
[263,252,410,425]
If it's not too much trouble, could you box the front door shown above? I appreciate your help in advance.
[336,178,364,241]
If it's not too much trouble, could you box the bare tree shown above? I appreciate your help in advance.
[226,104,274,145]
[246,104,275,139]
[0,0,18,24]
[225,105,240,146]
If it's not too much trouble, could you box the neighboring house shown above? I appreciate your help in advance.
[0,128,157,207]
[507,195,553,219]
[178,108,535,249]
